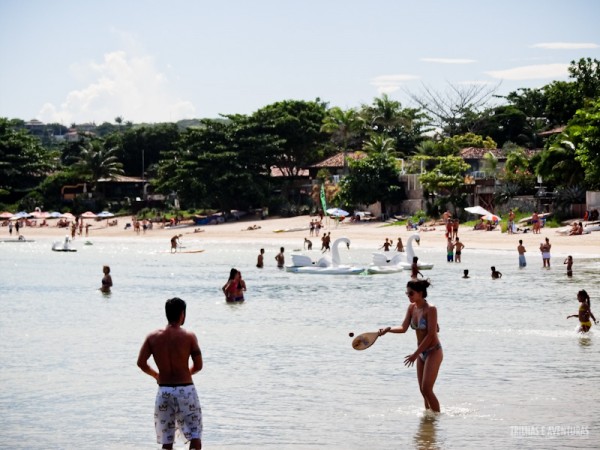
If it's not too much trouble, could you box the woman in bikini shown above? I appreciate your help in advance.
[222,268,244,302]
[379,279,443,412]
[567,290,597,333]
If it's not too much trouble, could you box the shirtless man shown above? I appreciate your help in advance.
[137,298,203,449]
[275,247,285,268]
[517,240,527,267]
[454,237,464,263]
[256,248,264,268]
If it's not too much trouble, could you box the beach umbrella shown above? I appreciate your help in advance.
[464,206,493,216]
[326,207,349,217]
[60,212,75,220]
[96,211,115,218]
[481,213,501,221]
[80,211,97,218]
[0,211,13,219]
[48,211,62,218]
[10,211,32,220]
[30,210,50,219]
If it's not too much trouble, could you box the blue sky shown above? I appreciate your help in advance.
[1,0,599,125]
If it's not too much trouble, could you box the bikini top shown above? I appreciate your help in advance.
[411,316,427,330]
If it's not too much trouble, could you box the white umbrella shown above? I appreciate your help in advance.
[464,206,493,216]
[96,211,115,218]
[326,208,349,217]
[48,212,62,218]
[481,213,501,221]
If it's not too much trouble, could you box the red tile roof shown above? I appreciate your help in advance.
[310,151,366,168]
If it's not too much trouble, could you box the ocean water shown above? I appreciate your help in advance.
[1,234,599,449]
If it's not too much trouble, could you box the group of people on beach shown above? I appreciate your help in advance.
[125,208,597,449]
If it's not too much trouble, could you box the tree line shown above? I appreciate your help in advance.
[1,58,598,217]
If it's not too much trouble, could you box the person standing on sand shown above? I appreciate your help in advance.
[100,265,112,293]
[256,249,264,268]
[275,247,285,268]
[379,279,443,413]
[517,240,527,267]
[508,210,515,234]
[137,297,203,450]
[540,237,551,268]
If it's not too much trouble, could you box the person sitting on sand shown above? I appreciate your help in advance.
[567,290,598,333]
[491,266,502,279]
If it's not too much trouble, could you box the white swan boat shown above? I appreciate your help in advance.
[52,236,77,252]
[398,234,434,270]
[367,252,405,274]
[285,237,365,274]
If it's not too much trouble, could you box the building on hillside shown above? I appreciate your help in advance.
[307,151,367,183]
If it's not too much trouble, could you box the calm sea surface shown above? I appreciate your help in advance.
[1,233,599,449]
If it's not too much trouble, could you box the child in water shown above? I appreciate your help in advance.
[567,290,597,333]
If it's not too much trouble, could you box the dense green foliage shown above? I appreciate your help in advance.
[1,58,599,215]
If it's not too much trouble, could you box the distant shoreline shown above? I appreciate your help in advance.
[5,214,600,258]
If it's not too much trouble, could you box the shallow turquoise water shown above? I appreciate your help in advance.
[1,235,599,449]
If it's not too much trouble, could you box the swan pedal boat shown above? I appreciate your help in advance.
[285,237,366,275]
[370,233,434,272]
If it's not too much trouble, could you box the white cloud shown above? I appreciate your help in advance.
[370,74,419,94]
[420,58,476,64]
[485,63,569,81]
[39,51,196,124]
[531,42,599,50]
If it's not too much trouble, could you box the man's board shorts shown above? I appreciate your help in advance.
[519,255,527,267]
[155,384,202,445]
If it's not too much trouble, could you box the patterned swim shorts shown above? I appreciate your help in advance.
[155,384,202,445]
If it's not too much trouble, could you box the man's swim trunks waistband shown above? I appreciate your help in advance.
[159,383,194,387]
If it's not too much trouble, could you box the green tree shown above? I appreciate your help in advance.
[416,155,471,215]
[0,117,56,202]
[337,150,404,214]
[571,99,600,189]
[535,130,584,187]
[359,94,430,156]
[321,106,363,173]
[73,139,124,192]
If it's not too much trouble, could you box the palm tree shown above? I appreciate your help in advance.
[363,134,396,154]
[74,139,124,193]
[320,107,363,174]
[536,131,584,186]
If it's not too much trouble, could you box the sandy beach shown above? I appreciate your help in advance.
[9,214,600,257]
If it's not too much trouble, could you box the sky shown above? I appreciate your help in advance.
[1,0,599,125]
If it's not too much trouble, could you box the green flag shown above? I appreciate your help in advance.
[320,184,327,212]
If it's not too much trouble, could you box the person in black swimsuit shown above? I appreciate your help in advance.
[379,279,443,412]
[101,265,112,293]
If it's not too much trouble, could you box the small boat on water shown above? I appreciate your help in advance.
[52,236,77,252]
[285,237,366,275]
[1,236,35,243]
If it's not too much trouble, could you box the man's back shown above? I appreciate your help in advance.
[148,327,196,384]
